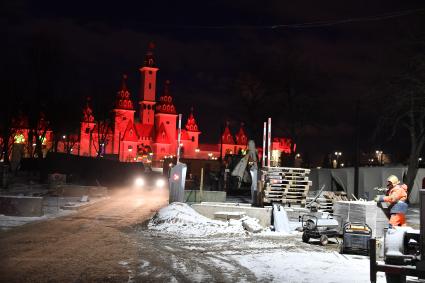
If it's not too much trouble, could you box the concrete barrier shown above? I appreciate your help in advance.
[51,185,108,197]
[284,207,311,222]
[47,173,66,189]
[184,191,226,203]
[191,202,272,227]
[0,195,43,217]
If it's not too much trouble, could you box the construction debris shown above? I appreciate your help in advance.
[307,191,349,213]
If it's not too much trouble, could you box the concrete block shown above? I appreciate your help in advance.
[184,190,226,203]
[0,195,43,217]
[80,195,89,202]
[242,218,263,233]
[47,173,66,188]
[214,211,246,220]
[52,185,108,197]
[283,207,311,222]
[192,203,272,227]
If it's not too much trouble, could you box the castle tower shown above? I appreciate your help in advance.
[235,122,248,153]
[112,75,136,155]
[139,42,158,125]
[220,121,235,157]
[153,80,177,159]
[80,97,96,156]
[184,107,201,157]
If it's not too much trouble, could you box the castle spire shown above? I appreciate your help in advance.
[185,107,200,132]
[156,80,177,114]
[144,42,156,67]
[221,121,235,144]
[115,74,134,110]
[235,122,248,145]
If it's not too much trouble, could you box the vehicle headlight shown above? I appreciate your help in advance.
[134,177,145,187]
[156,179,166,188]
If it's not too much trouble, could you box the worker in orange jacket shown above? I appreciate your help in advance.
[375,175,408,227]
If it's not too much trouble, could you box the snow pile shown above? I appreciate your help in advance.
[148,202,247,236]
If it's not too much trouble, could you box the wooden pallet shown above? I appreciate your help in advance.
[261,167,311,207]
[263,167,311,174]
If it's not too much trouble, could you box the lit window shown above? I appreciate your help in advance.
[14,134,25,144]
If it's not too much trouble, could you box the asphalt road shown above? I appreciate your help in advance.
[0,187,168,283]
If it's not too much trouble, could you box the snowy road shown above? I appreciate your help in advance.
[0,187,168,283]
[0,190,390,283]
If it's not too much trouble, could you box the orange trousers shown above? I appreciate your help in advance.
[389,213,406,227]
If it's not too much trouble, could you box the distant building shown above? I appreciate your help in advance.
[2,43,293,166]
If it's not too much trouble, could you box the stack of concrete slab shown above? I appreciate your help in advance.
[333,201,388,237]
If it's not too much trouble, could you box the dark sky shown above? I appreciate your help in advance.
[2,0,425,165]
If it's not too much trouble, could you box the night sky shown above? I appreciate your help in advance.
[2,0,425,166]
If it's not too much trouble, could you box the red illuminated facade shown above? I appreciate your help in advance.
[2,44,294,165]
[73,45,207,163]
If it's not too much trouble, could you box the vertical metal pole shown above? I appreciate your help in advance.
[267,118,271,167]
[354,100,360,198]
[200,168,204,202]
[177,114,182,163]
[420,189,425,256]
[262,122,266,167]
[369,238,377,283]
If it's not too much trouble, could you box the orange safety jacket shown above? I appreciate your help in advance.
[379,184,408,214]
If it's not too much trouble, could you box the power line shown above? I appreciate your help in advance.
[142,8,425,30]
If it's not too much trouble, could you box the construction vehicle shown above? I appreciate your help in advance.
[370,189,425,282]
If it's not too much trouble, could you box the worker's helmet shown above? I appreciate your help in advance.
[386,175,400,186]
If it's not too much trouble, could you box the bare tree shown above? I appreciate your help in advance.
[91,119,112,158]
[232,73,273,139]
[376,44,425,199]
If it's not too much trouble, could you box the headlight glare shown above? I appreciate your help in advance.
[134,177,145,187]
[156,179,166,188]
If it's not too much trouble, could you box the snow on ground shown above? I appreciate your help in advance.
[0,197,107,230]
[142,203,390,282]
[148,202,247,236]
[0,209,74,230]
[232,251,386,283]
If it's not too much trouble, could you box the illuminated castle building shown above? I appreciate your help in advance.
[2,44,293,165]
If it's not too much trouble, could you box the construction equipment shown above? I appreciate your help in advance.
[340,222,372,255]
[301,214,341,246]
[370,189,425,283]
